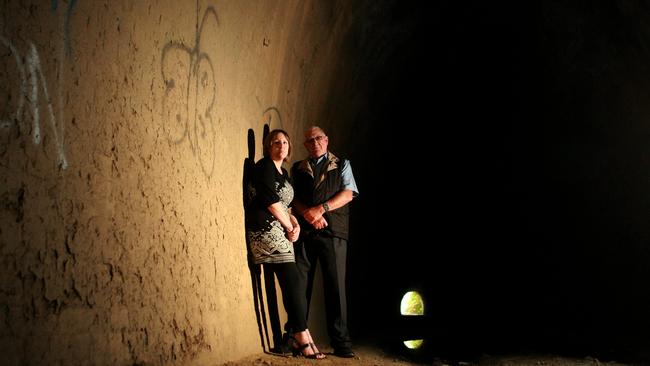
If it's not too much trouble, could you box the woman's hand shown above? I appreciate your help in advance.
[287,224,300,242]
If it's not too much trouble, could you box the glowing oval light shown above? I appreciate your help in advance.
[403,339,423,349]
[400,291,424,349]
[400,291,424,316]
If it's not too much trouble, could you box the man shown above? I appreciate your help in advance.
[290,126,359,358]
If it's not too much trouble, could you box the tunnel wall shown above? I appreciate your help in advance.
[0,1,361,365]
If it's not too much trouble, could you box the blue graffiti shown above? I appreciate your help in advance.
[51,0,77,55]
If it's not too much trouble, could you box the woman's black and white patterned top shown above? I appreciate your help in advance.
[246,157,294,264]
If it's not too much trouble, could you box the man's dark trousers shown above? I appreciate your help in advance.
[294,232,351,349]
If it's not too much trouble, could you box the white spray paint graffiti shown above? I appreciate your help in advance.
[0,36,68,169]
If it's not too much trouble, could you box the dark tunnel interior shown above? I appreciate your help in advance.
[3,1,650,364]
[344,1,650,363]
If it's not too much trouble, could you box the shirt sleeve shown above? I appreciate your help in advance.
[341,159,359,196]
[253,158,280,208]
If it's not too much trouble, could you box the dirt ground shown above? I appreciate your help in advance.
[219,343,637,366]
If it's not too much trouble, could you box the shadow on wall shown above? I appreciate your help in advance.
[243,124,291,354]
[243,125,274,352]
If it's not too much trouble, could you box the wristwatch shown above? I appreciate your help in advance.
[322,202,330,212]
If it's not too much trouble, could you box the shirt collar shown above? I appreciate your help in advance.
[310,153,328,166]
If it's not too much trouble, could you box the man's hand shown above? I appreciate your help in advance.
[302,205,325,225]
[312,216,328,230]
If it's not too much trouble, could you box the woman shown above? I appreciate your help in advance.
[246,129,325,359]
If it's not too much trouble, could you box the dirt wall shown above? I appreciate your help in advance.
[0,1,361,364]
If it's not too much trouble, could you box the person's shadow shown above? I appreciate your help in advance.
[243,125,284,354]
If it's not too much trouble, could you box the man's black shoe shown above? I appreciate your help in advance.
[333,347,355,358]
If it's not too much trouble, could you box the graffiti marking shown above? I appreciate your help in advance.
[161,7,219,179]
[1,36,68,169]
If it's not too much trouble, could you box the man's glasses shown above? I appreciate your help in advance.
[305,135,326,144]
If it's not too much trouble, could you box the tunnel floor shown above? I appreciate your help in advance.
[219,342,635,366]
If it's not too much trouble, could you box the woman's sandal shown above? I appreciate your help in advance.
[292,342,326,359]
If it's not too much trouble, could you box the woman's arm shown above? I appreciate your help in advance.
[267,202,293,232]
